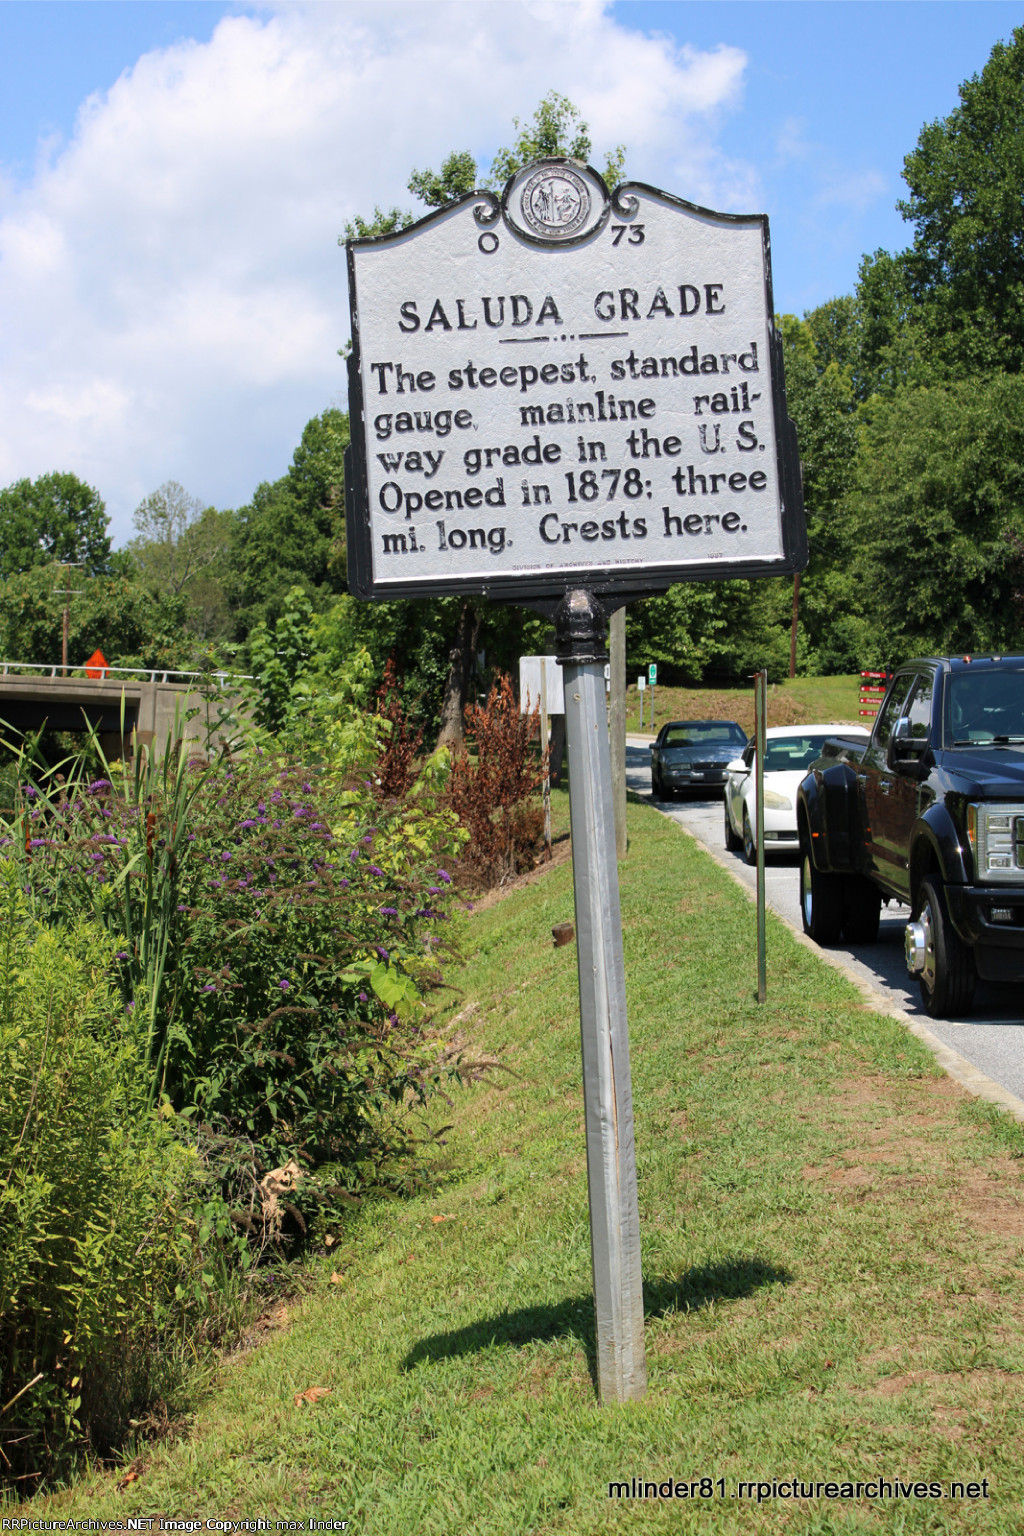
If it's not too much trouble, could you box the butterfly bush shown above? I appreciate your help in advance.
[3,737,465,1196]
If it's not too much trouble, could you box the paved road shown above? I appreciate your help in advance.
[626,736,1024,1103]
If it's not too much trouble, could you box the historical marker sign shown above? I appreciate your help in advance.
[346,159,805,607]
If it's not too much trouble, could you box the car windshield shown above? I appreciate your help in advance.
[949,668,1024,744]
[761,735,833,772]
[661,723,745,748]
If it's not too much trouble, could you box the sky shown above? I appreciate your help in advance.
[0,0,1019,544]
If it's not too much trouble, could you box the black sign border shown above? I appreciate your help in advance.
[345,161,806,608]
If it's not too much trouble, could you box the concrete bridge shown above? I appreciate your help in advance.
[0,661,246,759]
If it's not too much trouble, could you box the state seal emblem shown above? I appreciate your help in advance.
[519,167,591,240]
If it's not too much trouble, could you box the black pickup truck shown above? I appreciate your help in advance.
[796,656,1024,1018]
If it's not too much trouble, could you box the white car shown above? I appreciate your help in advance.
[724,724,871,864]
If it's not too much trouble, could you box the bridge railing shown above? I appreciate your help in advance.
[0,661,252,687]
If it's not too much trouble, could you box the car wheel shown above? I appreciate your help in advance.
[800,847,843,944]
[742,807,757,866]
[724,802,742,852]
[842,876,881,944]
[651,770,662,799]
[914,875,976,1019]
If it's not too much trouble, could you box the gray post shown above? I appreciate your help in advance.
[609,606,627,859]
[755,668,767,1003]
[555,589,646,1404]
[539,657,552,860]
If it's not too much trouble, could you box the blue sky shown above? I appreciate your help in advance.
[0,1,1018,537]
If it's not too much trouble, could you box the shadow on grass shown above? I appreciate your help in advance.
[401,1254,792,1385]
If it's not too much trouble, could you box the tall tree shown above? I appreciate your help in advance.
[227,408,349,640]
[0,472,110,580]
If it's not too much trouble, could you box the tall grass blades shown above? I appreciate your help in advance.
[0,863,210,1492]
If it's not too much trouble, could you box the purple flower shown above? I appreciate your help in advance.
[88,778,111,793]
[339,878,350,888]
[22,786,37,799]
[278,979,290,990]
[436,869,451,884]
[203,984,216,992]
[428,886,441,895]
[177,903,187,911]
[377,947,389,962]
[238,819,258,829]
[115,950,129,960]
[369,865,384,877]
[380,906,398,916]
[125,1000,134,1011]
[349,849,359,864]
[358,991,368,1002]
[362,834,374,844]
[221,851,232,862]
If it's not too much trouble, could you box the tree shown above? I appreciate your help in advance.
[127,482,233,640]
[853,28,1024,389]
[0,563,190,671]
[227,408,349,640]
[846,374,1024,661]
[0,472,110,580]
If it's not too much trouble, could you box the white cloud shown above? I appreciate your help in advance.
[0,1,750,540]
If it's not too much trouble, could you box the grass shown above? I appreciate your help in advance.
[20,789,1024,1533]
[627,674,866,735]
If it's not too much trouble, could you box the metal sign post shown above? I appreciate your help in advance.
[539,656,552,860]
[755,667,767,1003]
[557,589,646,1403]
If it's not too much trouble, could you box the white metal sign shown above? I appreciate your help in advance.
[519,654,565,715]
[346,160,805,606]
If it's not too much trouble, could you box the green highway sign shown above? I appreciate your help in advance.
[648,664,657,684]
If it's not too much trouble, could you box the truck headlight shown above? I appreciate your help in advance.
[967,803,1024,882]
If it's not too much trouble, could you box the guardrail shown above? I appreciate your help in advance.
[0,661,251,686]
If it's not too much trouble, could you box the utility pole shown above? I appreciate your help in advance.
[609,606,627,858]
[55,564,83,672]
[789,571,800,679]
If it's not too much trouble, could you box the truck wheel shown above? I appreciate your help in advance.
[724,802,742,852]
[915,875,976,1019]
[800,849,843,944]
[742,807,757,866]
[842,876,881,944]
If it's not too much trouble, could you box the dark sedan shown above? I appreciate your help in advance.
[650,719,747,800]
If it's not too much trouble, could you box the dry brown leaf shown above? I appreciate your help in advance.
[330,1271,345,1285]
[294,1385,333,1407]
[325,1235,336,1247]
[116,1467,141,1491]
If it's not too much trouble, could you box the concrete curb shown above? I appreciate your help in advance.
[663,810,1024,1126]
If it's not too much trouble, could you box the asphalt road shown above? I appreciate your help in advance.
[626,736,1024,1104]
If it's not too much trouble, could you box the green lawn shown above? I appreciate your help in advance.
[627,674,866,736]
[25,790,1024,1533]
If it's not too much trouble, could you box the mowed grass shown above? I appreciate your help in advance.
[25,791,1024,1534]
[627,673,865,736]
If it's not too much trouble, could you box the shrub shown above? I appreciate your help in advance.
[0,864,221,1490]
[2,725,467,1224]
[446,673,544,889]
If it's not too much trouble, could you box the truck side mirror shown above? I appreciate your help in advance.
[890,717,927,766]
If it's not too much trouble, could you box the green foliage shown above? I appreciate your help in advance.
[0,562,191,671]
[5,701,466,1211]
[0,472,111,580]
[247,586,316,733]
[127,482,233,641]
[848,374,1024,661]
[487,91,625,189]
[0,864,218,1487]
[897,24,1024,378]
[342,207,415,241]
[227,408,349,640]
[407,151,478,208]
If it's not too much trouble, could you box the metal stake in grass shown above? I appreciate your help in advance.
[556,588,646,1405]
